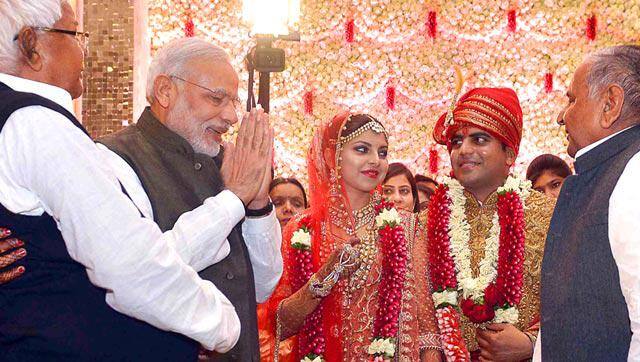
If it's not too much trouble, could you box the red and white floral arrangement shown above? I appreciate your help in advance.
[428,176,530,361]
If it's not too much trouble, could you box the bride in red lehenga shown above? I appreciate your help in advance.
[259,112,442,361]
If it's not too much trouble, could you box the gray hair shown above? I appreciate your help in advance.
[587,45,640,121]
[146,37,231,103]
[0,0,64,73]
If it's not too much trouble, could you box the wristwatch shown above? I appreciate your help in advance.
[245,201,274,217]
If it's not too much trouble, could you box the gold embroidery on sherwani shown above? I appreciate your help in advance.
[458,190,555,352]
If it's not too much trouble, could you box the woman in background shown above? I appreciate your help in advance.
[258,177,309,360]
[269,177,308,229]
[382,162,419,212]
[526,154,572,199]
[414,174,438,211]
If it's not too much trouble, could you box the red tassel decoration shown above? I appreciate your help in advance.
[427,10,437,39]
[385,81,396,111]
[429,147,439,175]
[184,18,195,37]
[586,14,597,41]
[303,90,314,115]
[507,9,517,33]
[345,18,355,43]
[544,73,554,93]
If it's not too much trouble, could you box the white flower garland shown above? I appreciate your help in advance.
[375,207,402,228]
[367,338,396,358]
[498,176,532,202]
[433,289,459,307]
[494,306,520,324]
[301,356,324,362]
[291,228,312,250]
[432,175,531,326]
[444,176,501,301]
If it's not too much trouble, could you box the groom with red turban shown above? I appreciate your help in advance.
[427,87,555,361]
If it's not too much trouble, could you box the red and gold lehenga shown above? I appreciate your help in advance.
[258,112,441,361]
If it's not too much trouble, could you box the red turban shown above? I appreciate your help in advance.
[433,87,523,155]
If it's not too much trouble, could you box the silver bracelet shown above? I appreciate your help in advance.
[308,244,359,298]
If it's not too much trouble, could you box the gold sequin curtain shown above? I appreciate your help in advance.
[82,0,134,139]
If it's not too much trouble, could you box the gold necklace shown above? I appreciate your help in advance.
[348,226,377,292]
[348,201,378,292]
[352,201,375,231]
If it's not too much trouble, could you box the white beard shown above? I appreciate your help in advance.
[165,96,221,157]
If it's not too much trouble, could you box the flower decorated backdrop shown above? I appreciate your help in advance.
[148,0,640,180]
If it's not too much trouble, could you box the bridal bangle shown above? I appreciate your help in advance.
[309,273,335,298]
[308,244,360,298]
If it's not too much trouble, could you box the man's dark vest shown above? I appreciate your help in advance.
[541,126,639,361]
[99,108,259,362]
[0,82,196,361]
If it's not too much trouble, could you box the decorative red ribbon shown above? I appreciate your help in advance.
[544,73,553,93]
[586,14,597,41]
[427,10,437,39]
[345,18,355,43]
[184,18,195,37]
[507,9,517,33]
[429,147,439,175]
[385,83,396,111]
[303,90,314,115]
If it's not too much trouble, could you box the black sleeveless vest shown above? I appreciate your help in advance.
[98,108,259,362]
[541,126,639,361]
[0,82,196,361]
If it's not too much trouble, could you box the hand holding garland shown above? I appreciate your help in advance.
[277,199,410,361]
[277,241,361,340]
[476,323,534,361]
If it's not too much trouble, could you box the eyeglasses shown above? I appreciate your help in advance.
[14,27,90,49]
[170,75,241,110]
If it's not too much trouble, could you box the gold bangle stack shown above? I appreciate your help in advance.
[308,273,336,298]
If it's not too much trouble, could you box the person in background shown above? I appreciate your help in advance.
[382,162,419,212]
[269,177,308,229]
[414,174,438,210]
[257,177,308,361]
[526,154,572,199]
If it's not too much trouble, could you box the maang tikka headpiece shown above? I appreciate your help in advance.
[338,114,388,147]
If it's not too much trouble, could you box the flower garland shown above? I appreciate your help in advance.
[290,215,326,362]
[367,199,408,361]
[428,176,530,361]
[288,200,408,362]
